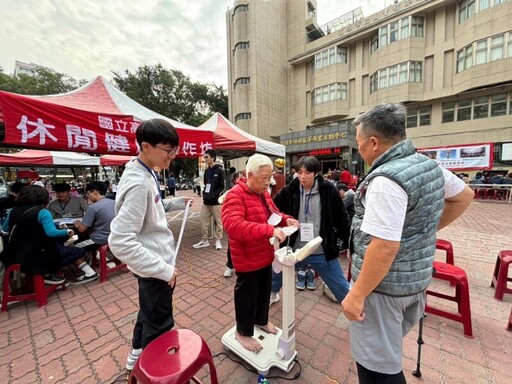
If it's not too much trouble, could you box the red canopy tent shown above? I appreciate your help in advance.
[197,113,285,159]
[0,76,213,158]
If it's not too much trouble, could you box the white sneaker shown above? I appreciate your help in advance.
[269,292,280,306]
[215,240,222,250]
[126,348,142,371]
[223,267,234,277]
[323,283,337,302]
[193,240,210,249]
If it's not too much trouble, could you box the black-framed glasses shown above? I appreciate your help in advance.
[154,145,180,157]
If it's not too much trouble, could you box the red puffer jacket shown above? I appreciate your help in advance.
[221,181,291,272]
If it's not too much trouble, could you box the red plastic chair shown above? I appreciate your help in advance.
[436,239,455,265]
[1,264,66,312]
[93,244,127,283]
[490,250,512,301]
[474,188,489,199]
[129,329,218,384]
[425,261,474,338]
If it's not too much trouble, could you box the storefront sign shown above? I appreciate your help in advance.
[309,148,341,156]
[281,131,347,146]
[417,143,493,171]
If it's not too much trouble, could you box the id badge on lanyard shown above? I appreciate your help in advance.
[300,222,314,241]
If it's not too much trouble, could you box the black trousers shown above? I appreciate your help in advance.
[226,245,233,269]
[132,276,175,349]
[235,265,272,336]
[356,362,406,384]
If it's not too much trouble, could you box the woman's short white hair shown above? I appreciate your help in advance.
[246,154,273,175]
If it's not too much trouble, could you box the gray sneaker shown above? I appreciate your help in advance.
[193,240,210,249]
[126,348,142,371]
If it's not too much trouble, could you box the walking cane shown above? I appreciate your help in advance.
[412,314,426,378]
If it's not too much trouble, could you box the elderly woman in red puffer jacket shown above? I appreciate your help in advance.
[221,154,299,353]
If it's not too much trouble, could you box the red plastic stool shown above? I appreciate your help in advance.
[436,239,455,265]
[506,305,512,331]
[474,188,489,199]
[490,250,512,301]
[1,264,66,312]
[425,261,474,338]
[93,245,127,283]
[129,329,219,384]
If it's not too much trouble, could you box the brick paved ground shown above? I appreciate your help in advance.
[1,191,511,384]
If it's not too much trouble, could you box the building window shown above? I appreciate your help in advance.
[475,40,487,64]
[419,106,431,126]
[411,16,424,37]
[370,16,424,54]
[235,113,251,122]
[313,46,347,70]
[459,0,476,23]
[490,34,504,61]
[457,99,472,121]
[508,32,512,57]
[312,82,348,104]
[409,61,422,82]
[406,108,418,128]
[490,93,507,116]
[369,61,422,93]
[442,102,456,123]
[370,33,379,54]
[399,63,408,84]
[234,77,250,87]
[234,41,250,51]
[400,17,409,39]
[388,66,397,86]
[457,30,512,73]
[459,0,507,23]
[370,73,378,94]
[379,69,388,89]
[473,96,489,119]
[406,106,432,128]
[479,0,490,10]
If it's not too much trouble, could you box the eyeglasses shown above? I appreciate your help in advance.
[154,145,180,157]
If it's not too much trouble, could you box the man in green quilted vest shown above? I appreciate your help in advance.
[341,102,474,384]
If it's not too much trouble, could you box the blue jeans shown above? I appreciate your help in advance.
[271,253,350,303]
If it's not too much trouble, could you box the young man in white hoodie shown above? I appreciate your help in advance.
[108,118,189,371]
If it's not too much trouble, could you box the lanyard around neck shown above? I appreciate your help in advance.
[301,179,316,216]
[137,158,161,194]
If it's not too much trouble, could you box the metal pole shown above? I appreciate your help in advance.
[412,314,425,378]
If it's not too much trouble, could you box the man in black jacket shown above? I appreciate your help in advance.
[193,149,225,250]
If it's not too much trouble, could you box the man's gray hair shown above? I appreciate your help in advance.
[352,102,407,143]
[246,154,273,175]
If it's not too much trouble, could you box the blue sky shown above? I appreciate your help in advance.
[0,0,383,87]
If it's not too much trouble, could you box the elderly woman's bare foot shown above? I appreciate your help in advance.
[235,332,263,353]
[256,322,278,334]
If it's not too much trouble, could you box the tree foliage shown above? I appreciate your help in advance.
[112,64,228,178]
[0,67,86,95]
[112,64,228,126]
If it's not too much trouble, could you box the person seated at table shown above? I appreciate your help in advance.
[48,182,89,218]
[504,172,512,184]
[73,181,115,249]
[469,171,486,184]
[1,185,98,284]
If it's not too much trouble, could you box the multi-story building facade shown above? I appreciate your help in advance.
[226,0,512,175]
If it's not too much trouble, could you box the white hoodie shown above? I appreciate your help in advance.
[108,159,185,282]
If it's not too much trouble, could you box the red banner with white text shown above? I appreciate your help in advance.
[0,91,213,157]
